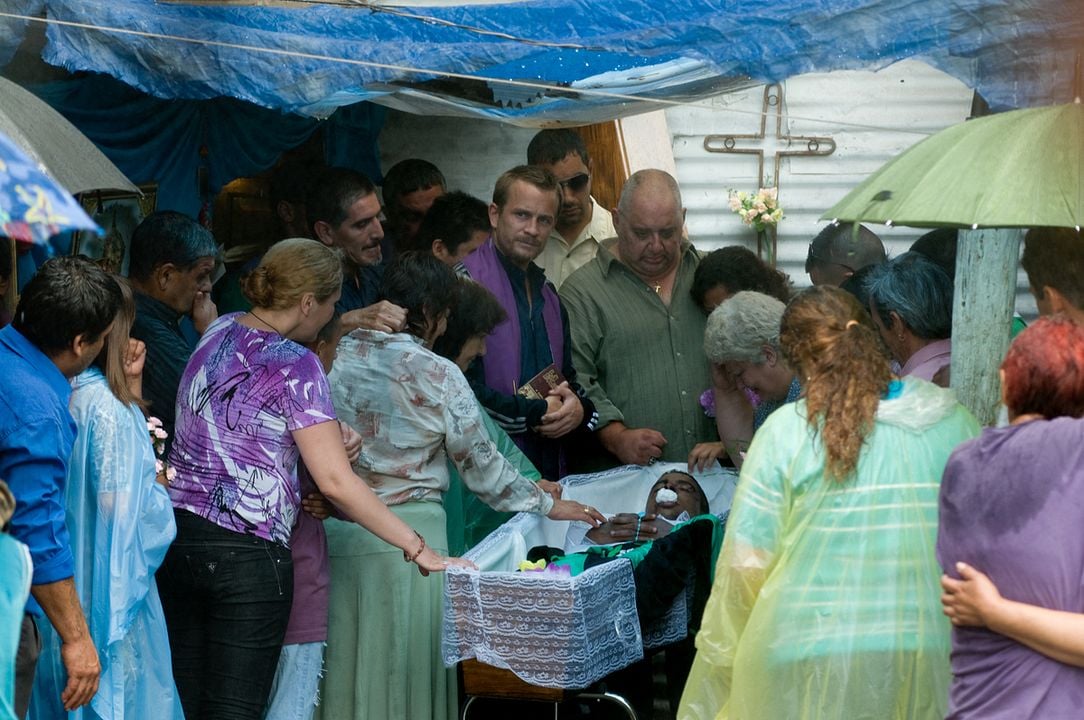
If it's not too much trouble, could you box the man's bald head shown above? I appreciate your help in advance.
[806,222,886,286]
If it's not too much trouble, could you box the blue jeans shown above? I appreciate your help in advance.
[264,641,325,720]
[158,509,293,720]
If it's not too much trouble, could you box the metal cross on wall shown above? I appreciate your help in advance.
[703,83,836,263]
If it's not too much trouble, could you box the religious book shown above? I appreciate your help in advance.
[517,364,566,400]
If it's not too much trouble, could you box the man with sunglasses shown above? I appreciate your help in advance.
[527,129,616,289]
[805,221,886,286]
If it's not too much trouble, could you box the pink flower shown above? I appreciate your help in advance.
[153,428,168,440]
[728,195,742,212]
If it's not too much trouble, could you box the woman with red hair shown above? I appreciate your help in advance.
[938,315,1084,719]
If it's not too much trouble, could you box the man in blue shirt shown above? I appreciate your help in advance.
[0,257,121,717]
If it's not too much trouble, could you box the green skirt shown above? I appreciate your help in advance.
[315,502,455,720]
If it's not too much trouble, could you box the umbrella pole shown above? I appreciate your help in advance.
[948,228,1021,426]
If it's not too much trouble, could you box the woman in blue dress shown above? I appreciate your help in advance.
[30,279,183,720]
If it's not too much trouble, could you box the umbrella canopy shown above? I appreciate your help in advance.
[823,101,1083,229]
[0,75,137,196]
[0,128,101,244]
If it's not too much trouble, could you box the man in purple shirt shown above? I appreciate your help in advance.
[0,257,121,716]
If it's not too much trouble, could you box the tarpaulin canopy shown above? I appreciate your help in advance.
[1,0,1081,125]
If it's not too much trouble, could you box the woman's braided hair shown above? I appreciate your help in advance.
[780,286,892,480]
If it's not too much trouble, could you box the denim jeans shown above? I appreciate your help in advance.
[264,641,325,720]
[158,509,293,720]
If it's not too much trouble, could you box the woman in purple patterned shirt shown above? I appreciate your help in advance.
[157,238,464,720]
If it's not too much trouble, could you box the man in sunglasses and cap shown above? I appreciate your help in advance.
[527,129,616,289]
[805,221,886,287]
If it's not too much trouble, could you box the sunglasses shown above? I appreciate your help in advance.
[557,173,590,193]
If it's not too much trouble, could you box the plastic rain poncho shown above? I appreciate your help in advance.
[679,378,980,720]
[29,368,183,720]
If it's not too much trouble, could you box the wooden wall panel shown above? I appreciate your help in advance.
[574,121,627,213]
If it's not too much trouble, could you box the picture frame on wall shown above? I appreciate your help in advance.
[72,183,158,274]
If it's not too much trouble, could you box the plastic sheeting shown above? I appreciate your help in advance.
[28,368,183,720]
[678,379,982,720]
[0,0,1079,125]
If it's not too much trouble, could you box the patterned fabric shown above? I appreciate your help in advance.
[327,329,553,514]
[752,376,803,430]
[444,404,542,556]
[679,378,980,720]
[168,313,336,546]
[29,367,183,720]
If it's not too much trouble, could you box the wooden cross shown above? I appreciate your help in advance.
[703,83,836,263]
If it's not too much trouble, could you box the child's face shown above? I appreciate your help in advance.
[314,333,341,374]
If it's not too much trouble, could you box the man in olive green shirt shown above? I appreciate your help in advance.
[560,170,716,471]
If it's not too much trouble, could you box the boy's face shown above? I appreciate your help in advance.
[314,332,341,374]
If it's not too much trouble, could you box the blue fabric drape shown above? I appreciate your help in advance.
[30,74,322,217]
[22,0,1084,118]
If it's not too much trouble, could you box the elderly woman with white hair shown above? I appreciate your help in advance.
[702,291,801,468]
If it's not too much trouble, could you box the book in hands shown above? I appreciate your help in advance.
[517,363,567,399]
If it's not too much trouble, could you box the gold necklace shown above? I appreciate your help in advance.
[249,310,284,336]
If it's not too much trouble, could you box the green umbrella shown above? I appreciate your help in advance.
[823,100,1083,229]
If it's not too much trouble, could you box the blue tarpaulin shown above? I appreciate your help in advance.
[1,0,1081,124]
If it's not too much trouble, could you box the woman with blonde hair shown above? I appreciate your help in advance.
[158,239,466,720]
[30,278,184,720]
[679,285,979,720]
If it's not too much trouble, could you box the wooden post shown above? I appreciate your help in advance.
[949,228,1021,426]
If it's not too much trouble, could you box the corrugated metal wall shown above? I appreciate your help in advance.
[667,58,1034,319]
[379,58,1036,318]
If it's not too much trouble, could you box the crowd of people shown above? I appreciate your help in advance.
[2,124,1084,720]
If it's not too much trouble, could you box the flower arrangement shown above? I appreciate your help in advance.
[728,187,784,232]
[147,416,177,483]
